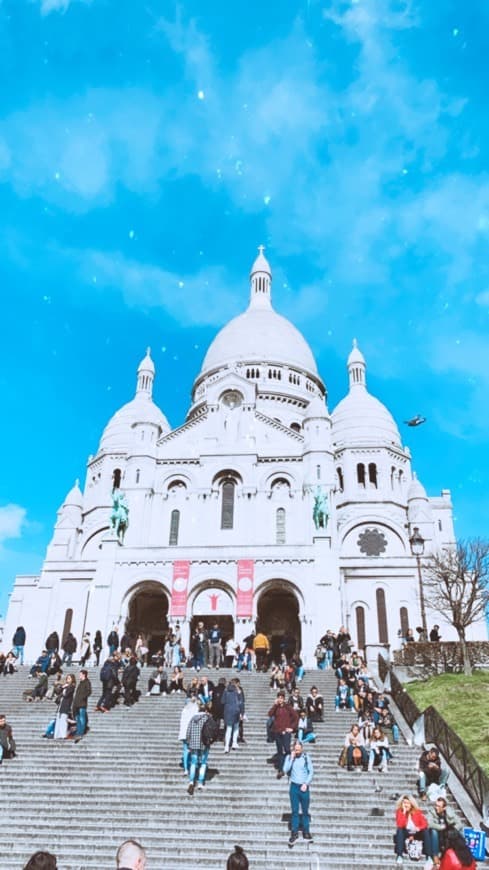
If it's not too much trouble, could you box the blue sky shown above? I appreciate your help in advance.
[0,0,488,617]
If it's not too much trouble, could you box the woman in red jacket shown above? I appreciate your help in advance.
[395,794,433,865]
[439,831,476,870]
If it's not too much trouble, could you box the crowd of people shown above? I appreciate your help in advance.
[0,621,483,868]
[19,840,250,869]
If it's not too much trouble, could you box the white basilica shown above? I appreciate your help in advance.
[6,249,475,663]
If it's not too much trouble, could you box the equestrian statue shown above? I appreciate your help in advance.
[313,487,329,531]
[110,488,129,544]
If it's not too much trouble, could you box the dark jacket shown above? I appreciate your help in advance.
[13,627,26,646]
[107,630,119,648]
[73,679,92,712]
[63,633,77,654]
[222,683,245,726]
[0,722,16,756]
[58,684,75,716]
[45,632,60,652]
[122,663,140,688]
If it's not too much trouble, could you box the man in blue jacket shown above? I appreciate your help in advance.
[283,740,314,847]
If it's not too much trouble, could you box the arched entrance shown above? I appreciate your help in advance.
[125,582,169,657]
[190,584,235,647]
[257,583,301,662]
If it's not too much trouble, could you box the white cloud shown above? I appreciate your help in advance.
[0,504,27,551]
[37,0,92,15]
[78,249,241,327]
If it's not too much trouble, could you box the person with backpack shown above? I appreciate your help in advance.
[222,677,244,753]
[186,703,217,794]
[96,656,119,712]
[61,632,77,666]
[283,740,314,848]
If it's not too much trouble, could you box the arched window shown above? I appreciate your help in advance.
[221,479,236,529]
[276,508,286,544]
[391,466,396,488]
[376,588,388,644]
[356,606,366,651]
[290,422,301,433]
[112,468,121,489]
[368,463,377,487]
[336,467,344,492]
[61,608,73,647]
[400,606,409,639]
[169,509,180,546]
[357,463,365,486]
[135,469,140,484]
[438,519,442,531]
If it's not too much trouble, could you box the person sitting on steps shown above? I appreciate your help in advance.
[344,723,369,771]
[305,685,324,722]
[368,725,391,772]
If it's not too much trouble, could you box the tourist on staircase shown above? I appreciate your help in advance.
[283,740,314,848]
[186,702,216,794]
[61,632,77,666]
[0,713,16,763]
[107,626,119,656]
[427,797,462,865]
[2,651,17,676]
[418,747,450,800]
[122,656,140,706]
[222,677,244,752]
[394,794,433,868]
[297,708,316,744]
[79,632,91,667]
[209,622,223,669]
[226,845,249,869]
[12,625,26,666]
[178,693,199,775]
[42,673,76,739]
[438,830,476,870]
[253,629,270,672]
[23,850,57,869]
[335,677,354,711]
[115,838,147,870]
[93,630,103,666]
[72,668,91,739]
[367,725,391,772]
[268,690,299,778]
[343,723,369,771]
[146,664,168,696]
[305,685,324,722]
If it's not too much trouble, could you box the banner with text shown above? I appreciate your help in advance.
[236,559,254,617]
[170,560,190,617]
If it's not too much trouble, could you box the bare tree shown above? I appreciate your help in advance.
[423,539,489,675]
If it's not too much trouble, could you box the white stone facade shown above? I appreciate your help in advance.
[5,250,486,663]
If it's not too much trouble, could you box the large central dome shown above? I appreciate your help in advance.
[200,248,318,377]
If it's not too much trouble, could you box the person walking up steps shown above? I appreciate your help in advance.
[283,740,314,848]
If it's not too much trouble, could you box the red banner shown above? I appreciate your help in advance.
[170,560,190,617]
[236,559,254,617]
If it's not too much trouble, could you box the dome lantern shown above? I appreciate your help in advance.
[249,245,272,310]
[348,338,366,389]
[136,347,155,399]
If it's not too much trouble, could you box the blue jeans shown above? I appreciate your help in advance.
[419,769,449,793]
[181,740,190,772]
[189,748,209,784]
[295,666,305,681]
[14,645,24,666]
[298,729,315,744]
[317,659,326,670]
[326,649,333,668]
[275,733,292,771]
[290,782,310,834]
[75,708,87,737]
[62,653,73,666]
[395,828,431,858]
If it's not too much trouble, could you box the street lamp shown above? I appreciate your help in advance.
[410,526,427,639]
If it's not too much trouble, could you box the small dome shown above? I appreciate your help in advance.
[332,391,401,446]
[63,479,83,509]
[305,396,329,419]
[407,473,428,501]
[100,396,170,452]
[348,338,365,366]
[201,308,318,375]
[138,347,155,375]
[250,246,272,276]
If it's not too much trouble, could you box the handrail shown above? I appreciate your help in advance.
[377,655,489,814]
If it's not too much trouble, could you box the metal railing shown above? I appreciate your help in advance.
[378,654,489,814]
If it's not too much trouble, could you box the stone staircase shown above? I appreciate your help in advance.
[0,667,466,869]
